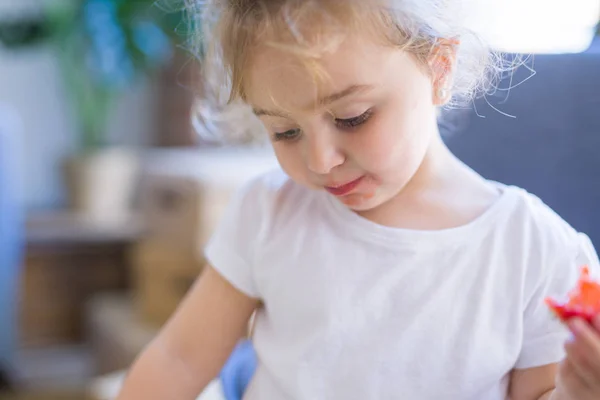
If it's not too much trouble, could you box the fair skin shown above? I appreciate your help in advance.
[116,267,258,399]
[117,29,600,400]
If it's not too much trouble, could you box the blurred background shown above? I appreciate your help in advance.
[0,0,599,399]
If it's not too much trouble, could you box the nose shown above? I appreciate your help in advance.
[303,132,345,175]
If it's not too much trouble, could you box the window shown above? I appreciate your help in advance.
[467,0,600,54]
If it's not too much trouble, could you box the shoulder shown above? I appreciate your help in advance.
[498,184,599,281]
[504,186,581,247]
[235,168,312,210]
[227,168,319,230]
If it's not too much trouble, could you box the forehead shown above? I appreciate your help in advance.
[245,33,413,113]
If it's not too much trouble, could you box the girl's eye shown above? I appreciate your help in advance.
[273,128,302,142]
[271,109,372,141]
[335,109,373,130]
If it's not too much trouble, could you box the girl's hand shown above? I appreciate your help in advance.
[556,316,600,399]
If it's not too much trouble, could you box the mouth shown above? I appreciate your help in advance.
[325,176,364,196]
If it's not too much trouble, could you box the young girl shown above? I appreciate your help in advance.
[117,0,600,399]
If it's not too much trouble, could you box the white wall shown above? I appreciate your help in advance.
[0,44,157,210]
[0,46,76,210]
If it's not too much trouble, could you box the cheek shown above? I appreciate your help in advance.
[350,116,415,166]
[271,143,312,184]
[348,104,431,176]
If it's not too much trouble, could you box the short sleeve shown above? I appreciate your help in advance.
[203,178,267,299]
[515,232,600,369]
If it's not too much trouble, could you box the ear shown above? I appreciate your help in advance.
[428,38,459,106]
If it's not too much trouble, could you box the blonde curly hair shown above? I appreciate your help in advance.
[186,0,506,143]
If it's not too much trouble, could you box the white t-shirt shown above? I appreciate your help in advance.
[204,169,600,400]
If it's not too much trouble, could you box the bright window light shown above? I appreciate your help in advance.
[466,0,600,54]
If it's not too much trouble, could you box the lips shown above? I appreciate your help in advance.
[325,176,364,196]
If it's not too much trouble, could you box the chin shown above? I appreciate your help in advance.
[337,192,383,212]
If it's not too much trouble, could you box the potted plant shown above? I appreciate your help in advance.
[0,0,183,223]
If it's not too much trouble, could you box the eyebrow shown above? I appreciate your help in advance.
[252,84,373,117]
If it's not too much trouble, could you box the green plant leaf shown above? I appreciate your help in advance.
[2,0,187,152]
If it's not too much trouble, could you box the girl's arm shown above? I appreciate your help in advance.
[508,364,558,400]
[116,265,259,400]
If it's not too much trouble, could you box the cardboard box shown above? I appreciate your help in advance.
[130,239,203,327]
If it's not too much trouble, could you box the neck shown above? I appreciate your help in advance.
[401,128,460,196]
[359,124,500,230]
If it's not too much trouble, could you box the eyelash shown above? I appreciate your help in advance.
[272,109,374,142]
[336,109,374,129]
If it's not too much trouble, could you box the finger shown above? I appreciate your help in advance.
[564,335,599,390]
[558,358,575,384]
[559,359,595,399]
[569,318,600,369]
[593,314,600,332]
[568,318,600,385]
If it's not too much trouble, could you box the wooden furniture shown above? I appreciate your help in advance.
[20,213,142,348]
[0,390,87,400]
[86,294,157,375]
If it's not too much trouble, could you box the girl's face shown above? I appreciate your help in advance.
[246,33,443,212]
